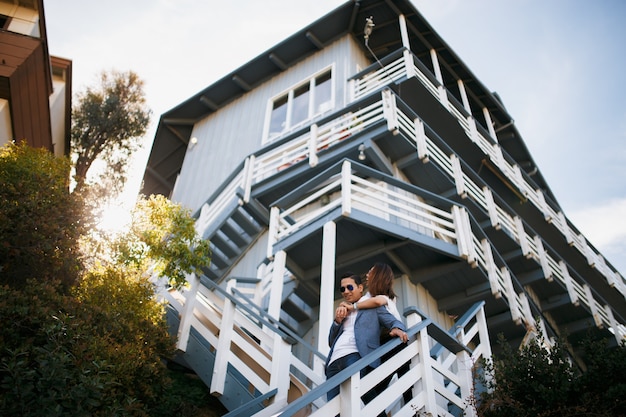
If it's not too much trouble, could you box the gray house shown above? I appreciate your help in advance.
[141,1,626,415]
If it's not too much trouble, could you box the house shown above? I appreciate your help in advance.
[141,1,626,415]
[0,0,71,156]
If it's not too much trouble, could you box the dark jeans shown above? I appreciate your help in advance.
[325,352,362,401]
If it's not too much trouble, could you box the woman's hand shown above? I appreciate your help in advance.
[339,301,354,311]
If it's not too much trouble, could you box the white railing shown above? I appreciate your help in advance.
[352,53,408,100]
[268,161,458,255]
[279,304,490,417]
[347,48,625,299]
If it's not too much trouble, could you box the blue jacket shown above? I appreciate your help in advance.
[326,306,405,369]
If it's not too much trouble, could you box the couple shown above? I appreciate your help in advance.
[325,262,408,403]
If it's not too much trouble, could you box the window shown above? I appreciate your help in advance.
[266,67,334,141]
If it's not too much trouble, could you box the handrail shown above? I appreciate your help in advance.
[223,388,278,417]
[276,318,432,417]
[201,275,327,362]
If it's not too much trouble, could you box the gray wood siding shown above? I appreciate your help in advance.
[172,35,370,212]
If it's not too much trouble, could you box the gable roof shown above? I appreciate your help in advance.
[142,0,556,206]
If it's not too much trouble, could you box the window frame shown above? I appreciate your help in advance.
[263,65,335,143]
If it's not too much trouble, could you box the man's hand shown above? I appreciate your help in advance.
[389,327,408,343]
[334,305,348,324]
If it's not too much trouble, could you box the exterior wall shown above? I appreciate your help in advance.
[172,35,371,212]
[228,231,270,279]
[0,99,12,147]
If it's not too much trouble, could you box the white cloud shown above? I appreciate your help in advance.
[568,198,626,275]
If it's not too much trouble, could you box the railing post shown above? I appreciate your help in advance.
[242,155,255,203]
[457,348,476,417]
[502,268,521,324]
[268,333,292,408]
[309,123,319,167]
[451,154,467,198]
[403,48,415,79]
[195,203,211,238]
[480,239,501,298]
[341,160,352,216]
[211,279,237,395]
[268,250,286,320]
[534,235,553,281]
[348,78,356,103]
[514,216,531,258]
[414,117,429,162]
[267,206,279,259]
[339,373,361,417]
[417,326,438,414]
[382,89,399,134]
[483,187,500,230]
[430,48,448,109]
[452,205,475,266]
[583,284,603,328]
[317,220,337,375]
[176,272,199,351]
[560,260,579,306]
[482,107,497,140]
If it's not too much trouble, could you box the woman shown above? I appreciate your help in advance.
[341,262,400,320]
[340,262,412,406]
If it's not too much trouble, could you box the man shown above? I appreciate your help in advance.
[325,273,407,401]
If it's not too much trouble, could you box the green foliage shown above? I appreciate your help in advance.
[71,70,151,199]
[112,194,211,289]
[0,142,215,415]
[477,332,626,417]
[0,142,89,291]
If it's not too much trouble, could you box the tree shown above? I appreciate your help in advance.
[0,142,215,416]
[0,142,89,291]
[476,332,626,417]
[111,194,211,289]
[71,70,151,198]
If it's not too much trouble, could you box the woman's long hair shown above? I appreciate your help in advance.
[367,262,396,299]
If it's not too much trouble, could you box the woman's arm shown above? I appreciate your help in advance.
[341,295,388,312]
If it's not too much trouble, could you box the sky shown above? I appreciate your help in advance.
[44,0,626,275]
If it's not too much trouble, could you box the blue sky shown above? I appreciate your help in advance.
[45,0,626,275]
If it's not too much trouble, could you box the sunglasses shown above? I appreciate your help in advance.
[340,284,355,292]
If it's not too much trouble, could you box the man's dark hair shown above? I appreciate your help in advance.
[340,271,362,285]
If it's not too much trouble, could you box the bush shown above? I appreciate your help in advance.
[477,332,626,417]
[0,142,88,291]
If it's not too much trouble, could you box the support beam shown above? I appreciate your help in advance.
[316,221,337,374]
[232,74,252,91]
[269,52,287,70]
[199,95,218,111]
[305,30,324,49]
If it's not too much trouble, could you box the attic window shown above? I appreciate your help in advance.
[265,67,334,142]
[0,15,11,29]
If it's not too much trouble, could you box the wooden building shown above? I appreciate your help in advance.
[0,0,71,156]
[142,1,626,415]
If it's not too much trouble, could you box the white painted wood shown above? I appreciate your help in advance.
[317,221,337,371]
[341,160,352,216]
[483,187,500,229]
[482,107,497,140]
[414,117,429,162]
[534,235,553,281]
[308,123,319,167]
[451,154,466,198]
[399,14,410,49]
[268,250,286,320]
[382,88,399,133]
[175,272,199,351]
[584,284,602,327]
[267,206,279,259]
[210,279,236,395]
